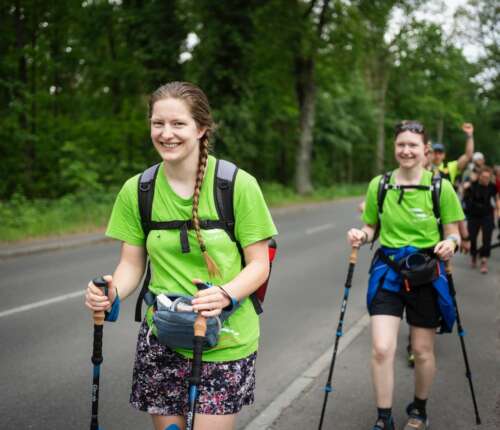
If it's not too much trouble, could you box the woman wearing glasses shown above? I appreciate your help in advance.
[347,121,464,430]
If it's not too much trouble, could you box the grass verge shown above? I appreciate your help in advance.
[0,183,366,242]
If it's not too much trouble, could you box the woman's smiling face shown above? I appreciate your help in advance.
[150,97,206,165]
[394,130,426,169]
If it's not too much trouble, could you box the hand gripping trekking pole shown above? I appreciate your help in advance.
[318,246,359,430]
[185,314,207,430]
[445,262,481,425]
[90,277,108,430]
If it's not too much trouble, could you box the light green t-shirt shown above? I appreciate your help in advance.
[432,160,459,184]
[362,170,464,249]
[106,155,278,362]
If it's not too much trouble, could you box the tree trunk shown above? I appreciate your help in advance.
[14,0,33,194]
[375,88,386,174]
[107,17,121,114]
[369,60,389,175]
[295,56,315,195]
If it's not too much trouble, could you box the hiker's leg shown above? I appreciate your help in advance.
[468,218,480,259]
[194,414,236,430]
[371,315,401,407]
[479,216,494,258]
[151,415,185,430]
[411,326,436,400]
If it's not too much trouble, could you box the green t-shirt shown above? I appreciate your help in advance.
[432,160,459,184]
[362,170,464,249]
[106,155,278,362]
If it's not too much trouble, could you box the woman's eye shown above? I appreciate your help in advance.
[173,122,185,127]
[152,121,163,127]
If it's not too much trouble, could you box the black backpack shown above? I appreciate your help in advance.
[134,159,277,322]
[372,171,444,245]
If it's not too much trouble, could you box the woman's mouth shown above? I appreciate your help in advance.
[159,142,180,149]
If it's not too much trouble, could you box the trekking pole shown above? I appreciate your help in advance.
[89,276,108,430]
[185,314,207,430]
[318,246,359,430]
[445,262,481,425]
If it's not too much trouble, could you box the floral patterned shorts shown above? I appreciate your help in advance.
[130,321,256,416]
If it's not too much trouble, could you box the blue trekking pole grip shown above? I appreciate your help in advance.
[90,276,108,430]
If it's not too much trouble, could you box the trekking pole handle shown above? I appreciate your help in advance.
[194,314,207,337]
[92,276,108,326]
[349,246,359,264]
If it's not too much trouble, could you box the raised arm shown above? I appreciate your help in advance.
[457,123,474,171]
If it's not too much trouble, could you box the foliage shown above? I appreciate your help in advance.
[0,182,366,241]
[0,0,497,210]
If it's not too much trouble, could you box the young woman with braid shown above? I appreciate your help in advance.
[85,82,277,430]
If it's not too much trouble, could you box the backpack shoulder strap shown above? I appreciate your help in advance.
[372,171,392,246]
[214,159,266,315]
[431,174,444,240]
[214,159,239,241]
[135,163,160,322]
[377,171,392,215]
[138,163,161,238]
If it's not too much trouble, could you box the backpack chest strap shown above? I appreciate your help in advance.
[384,183,434,205]
[144,219,231,253]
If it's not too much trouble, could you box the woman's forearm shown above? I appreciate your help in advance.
[222,254,269,302]
[112,243,147,301]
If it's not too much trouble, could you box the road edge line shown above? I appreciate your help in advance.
[0,291,85,318]
[244,313,371,430]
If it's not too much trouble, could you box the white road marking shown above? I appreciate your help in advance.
[0,291,85,319]
[306,223,335,235]
[244,313,371,430]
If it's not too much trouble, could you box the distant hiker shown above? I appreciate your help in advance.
[463,165,499,273]
[85,81,277,430]
[347,120,464,430]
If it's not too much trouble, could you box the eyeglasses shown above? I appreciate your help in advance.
[395,121,425,137]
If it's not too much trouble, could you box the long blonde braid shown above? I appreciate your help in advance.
[192,134,221,278]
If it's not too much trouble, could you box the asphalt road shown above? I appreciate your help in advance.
[0,198,498,430]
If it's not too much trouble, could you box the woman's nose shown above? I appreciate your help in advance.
[160,125,174,139]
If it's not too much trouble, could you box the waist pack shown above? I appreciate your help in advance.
[377,250,440,292]
[152,294,237,350]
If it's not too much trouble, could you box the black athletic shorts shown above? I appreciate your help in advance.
[369,283,441,328]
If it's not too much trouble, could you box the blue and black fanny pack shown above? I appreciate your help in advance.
[151,294,238,350]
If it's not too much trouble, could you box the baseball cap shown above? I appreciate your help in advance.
[432,143,445,152]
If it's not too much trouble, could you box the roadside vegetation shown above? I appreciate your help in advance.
[0,183,366,242]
